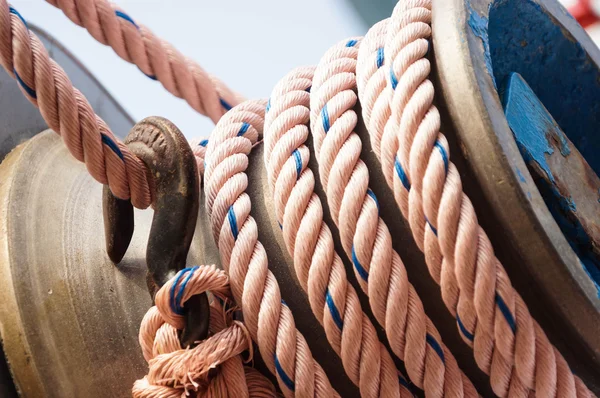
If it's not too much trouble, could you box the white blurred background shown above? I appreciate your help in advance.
[10,0,600,139]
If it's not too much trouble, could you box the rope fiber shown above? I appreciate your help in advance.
[1,0,596,397]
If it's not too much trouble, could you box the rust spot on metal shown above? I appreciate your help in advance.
[102,116,208,346]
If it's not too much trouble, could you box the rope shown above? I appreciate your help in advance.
[134,265,278,397]
[203,99,338,398]
[263,69,414,397]
[356,2,595,397]
[45,0,243,124]
[0,1,153,207]
[308,37,477,396]
[1,1,595,396]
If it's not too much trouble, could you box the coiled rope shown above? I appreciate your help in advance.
[307,37,476,396]
[262,68,413,397]
[356,2,594,397]
[203,99,338,397]
[0,0,595,396]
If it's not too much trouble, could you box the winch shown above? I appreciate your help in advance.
[0,0,598,397]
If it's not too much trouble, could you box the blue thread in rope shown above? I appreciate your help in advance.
[175,266,199,315]
[425,216,438,236]
[390,68,399,90]
[346,39,358,47]
[199,139,209,147]
[101,134,125,160]
[398,375,414,395]
[115,10,139,29]
[321,104,331,133]
[495,293,517,333]
[426,333,445,363]
[169,268,192,314]
[325,289,343,329]
[9,6,28,29]
[228,206,238,240]
[394,157,411,190]
[14,69,36,99]
[220,98,233,111]
[281,299,287,307]
[266,98,271,113]
[351,246,369,282]
[292,149,302,180]
[456,315,475,341]
[376,47,384,69]
[366,189,379,212]
[274,354,295,391]
[278,221,283,230]
[114,10,157,82]
[434,141,449,175]
[237,122,250,136]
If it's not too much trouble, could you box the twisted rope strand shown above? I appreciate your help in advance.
[46,0,243,124]
[264,67,414,398]
[203,99,338,398]
[309,37,477,397]
[0,2,152,208]
[356,2,594,397]
[135,265,277,398]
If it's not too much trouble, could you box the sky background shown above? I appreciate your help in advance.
[11,0,597,139]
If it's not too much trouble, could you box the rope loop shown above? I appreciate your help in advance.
[135,265,277,398]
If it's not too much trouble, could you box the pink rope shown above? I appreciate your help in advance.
[203,99,338,398]
[46,0,243,124]
[356,3,594,397]
[135,265,277,397]
[308,37,477,397]
[0,1,153,207]
[263,68,415,398]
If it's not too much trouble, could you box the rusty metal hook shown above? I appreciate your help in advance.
[102,116,209,347]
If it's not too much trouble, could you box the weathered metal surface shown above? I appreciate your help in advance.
[0,130,215,397]
[0,24,135,398]
[503,73,600,289]
[103,117,209,346]
[433,0,600,391]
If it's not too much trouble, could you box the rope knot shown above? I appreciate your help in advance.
[134,265,275,397]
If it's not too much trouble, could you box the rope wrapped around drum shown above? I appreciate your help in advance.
[0,0,598,397]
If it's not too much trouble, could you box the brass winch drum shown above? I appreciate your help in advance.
[0,0,599,396]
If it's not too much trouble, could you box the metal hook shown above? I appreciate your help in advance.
[102,116,209,347]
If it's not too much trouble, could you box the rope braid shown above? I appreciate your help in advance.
[134,265,277,397]
[46,0,243,124]
[309,37,477,397]
[263,67,414,398]
[357,2,595,397]
[0,1,153,207]
[0,1,595,396]
[203,99,338,398]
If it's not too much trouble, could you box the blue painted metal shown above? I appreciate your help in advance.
[486,0,600,176]
[502,73,600,297]
[467,2,496,87]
